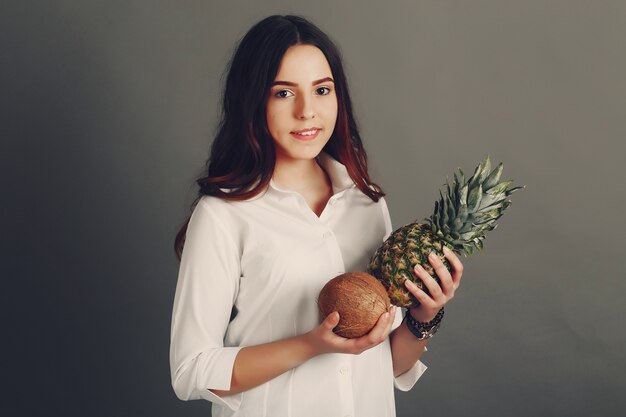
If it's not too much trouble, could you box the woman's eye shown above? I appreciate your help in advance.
[275,90,293,98]
[316,87,331,95]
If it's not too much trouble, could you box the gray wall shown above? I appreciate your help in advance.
[3,1,625,416]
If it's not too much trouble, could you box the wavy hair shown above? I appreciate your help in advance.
[174,15,384,260]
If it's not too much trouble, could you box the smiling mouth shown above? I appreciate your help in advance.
[290,128,321,140]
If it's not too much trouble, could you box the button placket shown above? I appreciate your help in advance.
[318,226,345,278]
[337,361,354,417]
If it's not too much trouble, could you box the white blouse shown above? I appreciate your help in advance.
[169,152,427,417]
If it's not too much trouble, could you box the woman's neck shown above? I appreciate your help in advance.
[272,154,329,193]
[272,153,335,217]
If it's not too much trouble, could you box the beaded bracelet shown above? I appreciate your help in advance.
[404,307,444,340]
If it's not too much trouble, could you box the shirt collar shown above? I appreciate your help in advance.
[316,151,357,194]
[267,151,356,200]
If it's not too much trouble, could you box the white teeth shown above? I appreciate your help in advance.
[296,129,317,136]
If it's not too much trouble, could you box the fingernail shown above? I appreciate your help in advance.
[404,279,416,289]
[429,252,437,260]
[442,246,450,254]
[414,264,424,272]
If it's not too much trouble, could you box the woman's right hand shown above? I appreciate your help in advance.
[305,307,397,356]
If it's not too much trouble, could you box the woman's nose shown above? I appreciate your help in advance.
[295,95,316,119]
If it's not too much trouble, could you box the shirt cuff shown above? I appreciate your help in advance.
[195,346,244,411]
[198,387,243,411]
[394,357,428,391]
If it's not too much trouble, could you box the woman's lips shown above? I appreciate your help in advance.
[290,128,321,141]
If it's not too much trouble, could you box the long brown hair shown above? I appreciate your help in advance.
[174,15,384,260]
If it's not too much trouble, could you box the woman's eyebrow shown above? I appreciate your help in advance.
[271,77,334,87]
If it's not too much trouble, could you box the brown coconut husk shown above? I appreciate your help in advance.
[318,272,391,338]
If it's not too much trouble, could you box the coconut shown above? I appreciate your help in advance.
[318,272,391,338]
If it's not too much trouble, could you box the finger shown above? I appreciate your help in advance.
[353,308,395,351]
[414,262,445,302]
[385,306,397,333]
[323,311,340,331]
[443,246,464,287]
[389,305,399,327]
[427,252,454,297]
[378,307,396,337]
[368,309,393,341]
[404,279,438,309]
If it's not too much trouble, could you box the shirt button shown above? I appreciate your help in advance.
[339,366,349,375]
[322,231,333,239]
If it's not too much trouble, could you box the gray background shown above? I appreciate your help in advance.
[3,1,625,416]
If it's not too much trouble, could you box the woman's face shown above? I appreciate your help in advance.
[266,44,338,164]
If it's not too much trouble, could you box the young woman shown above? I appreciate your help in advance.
[170,15,463,417]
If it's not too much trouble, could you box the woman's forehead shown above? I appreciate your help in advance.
[273,44,333,83]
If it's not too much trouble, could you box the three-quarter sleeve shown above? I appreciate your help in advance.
[169,198,243,411]
[393,357,428,391]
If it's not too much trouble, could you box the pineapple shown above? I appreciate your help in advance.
[367,156,523,308]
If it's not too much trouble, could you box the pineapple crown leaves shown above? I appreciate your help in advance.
[427,156,524,256]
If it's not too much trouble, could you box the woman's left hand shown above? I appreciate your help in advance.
[404,246,464,323]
